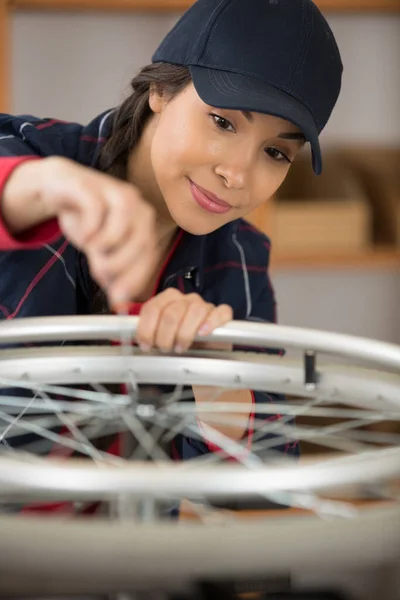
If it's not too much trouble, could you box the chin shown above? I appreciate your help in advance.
[173,211,227,236]
[177,220,218,236]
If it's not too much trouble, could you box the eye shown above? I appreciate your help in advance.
[210,114,235,133]
[265,147,291,164]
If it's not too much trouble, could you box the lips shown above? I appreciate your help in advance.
[189,180,232,215]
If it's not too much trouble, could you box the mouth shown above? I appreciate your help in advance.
[189,180,232,215]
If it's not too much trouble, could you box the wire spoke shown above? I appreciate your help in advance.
[80,414,124,443]
[0,412,66,442]
[159,412,198,443]
[0,393,39,447]
[181,420,358,518]
[340,429,400,446]
[0,409,122,463]
[0,377,129,407]
[131,420,173,461]
[252,420,371,455]
[0,395,102,415]
[122,411,170,462]
[36,390,105,463]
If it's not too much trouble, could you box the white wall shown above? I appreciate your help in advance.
[11,11,400,144]
[273,268,400,344]
[9,10,400,343]
[321,15,400,146]
[11,11,180,122]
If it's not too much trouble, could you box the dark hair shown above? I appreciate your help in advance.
[91,63,192,314]
[98,63,192,181]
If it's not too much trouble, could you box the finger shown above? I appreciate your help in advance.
[153,299,189,352]
[136,288,182,350]
[88,202,131,255]
[87,204,158,290]
[89,188,154,253]
[58,195,107,249]
[174,299,215,352]
[88,233,157,291]
[106,249,160,307]
[56,183,108,246]
[197,304,233,337]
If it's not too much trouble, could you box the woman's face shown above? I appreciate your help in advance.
[133,82,305,236]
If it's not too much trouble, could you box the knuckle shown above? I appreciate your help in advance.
[111,203,131,225]
[186,293,202,303]
[219,304,233,318]
[190,300,212,314]
[107,186,129,209]
[112,196,131,218]
[164,288,181,300]
[139,301,157,319]
[161,303,181,325]
[188,304,208,320]
[188,297,208,312]
[73,173,96,195]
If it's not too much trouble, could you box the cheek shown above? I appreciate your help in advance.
[150,115,205,186]
[249,166,290,211]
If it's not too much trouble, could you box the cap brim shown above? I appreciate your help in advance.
[190,66,322,175]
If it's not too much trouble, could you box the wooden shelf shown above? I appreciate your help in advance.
[0,1,10,112]
[317,0,400,10]
[8,0,400,12]
[9,0,191,11]
[270,247,400,271]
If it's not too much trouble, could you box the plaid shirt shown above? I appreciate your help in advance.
[0,111,299,473]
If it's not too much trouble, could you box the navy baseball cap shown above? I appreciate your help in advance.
[152,0,343,175]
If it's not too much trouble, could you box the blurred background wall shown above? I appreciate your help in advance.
[8,8,400,343]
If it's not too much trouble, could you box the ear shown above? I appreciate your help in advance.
[149,83,167,115]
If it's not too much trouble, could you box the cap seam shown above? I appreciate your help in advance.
[196,0,233,64]
[200,0,255,64]
[289,0,312,86]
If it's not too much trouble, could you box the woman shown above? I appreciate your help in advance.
[0,0,342,467]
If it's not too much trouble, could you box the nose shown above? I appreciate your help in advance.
[214,149,253,190]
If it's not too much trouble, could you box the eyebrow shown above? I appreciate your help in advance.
[278,132,306,142]
[241,110,254,122]
[240,111,306,143]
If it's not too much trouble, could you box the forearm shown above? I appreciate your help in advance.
[193,386,253,441]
